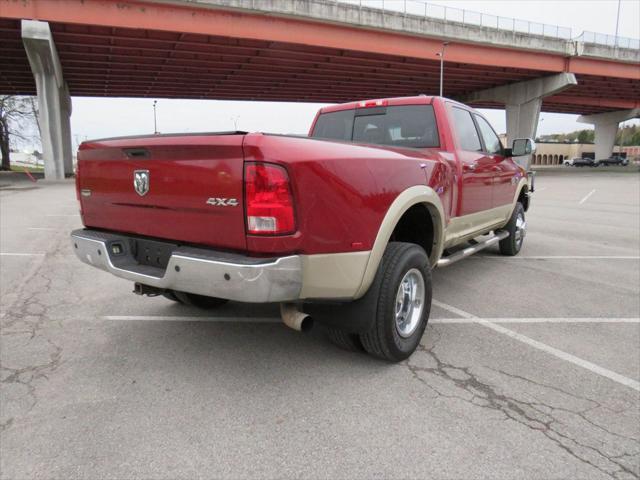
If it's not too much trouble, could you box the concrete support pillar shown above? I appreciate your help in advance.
[505,99,542,147]
[462,73,577,168]
[578,109,640,160]
[22,20,72,180]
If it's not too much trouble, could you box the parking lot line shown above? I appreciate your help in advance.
[0,252,46,256]
[31,314,634,324]
[476,255,640,259]
[578,189,596,204]
[433,300,640,392]
[103,315,281,322]
[431,317,640,323]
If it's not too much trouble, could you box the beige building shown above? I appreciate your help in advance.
[498,134,638,165]
[530,143,638,165]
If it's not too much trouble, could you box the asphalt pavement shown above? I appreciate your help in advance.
[1,168,639,479]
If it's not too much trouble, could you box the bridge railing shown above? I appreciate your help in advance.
[338,0,638,48]
[577,31,640,49]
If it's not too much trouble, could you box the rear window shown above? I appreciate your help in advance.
[311,105,439,148]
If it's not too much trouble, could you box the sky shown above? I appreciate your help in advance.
[67,0,640,148]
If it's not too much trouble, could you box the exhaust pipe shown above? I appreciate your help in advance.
[280,303,313,332]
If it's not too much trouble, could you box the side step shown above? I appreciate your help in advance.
[437,230,509,268]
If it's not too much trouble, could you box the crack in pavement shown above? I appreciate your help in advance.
[1,230,68,433]
[405,341,640,479]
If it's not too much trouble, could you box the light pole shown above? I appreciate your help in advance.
[614,0,622,46]
[153,100,158,134]
[436,42,449,98]
[536,117,545,143]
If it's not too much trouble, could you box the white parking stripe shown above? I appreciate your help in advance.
[0,252,46,256]
[44,315,640,324]
[477,255,640,260]
[45,214,78,217]
[103,315,280,323]
[578,189,596,204]
[431,317,640,324]
[432,300,640,392]
[28,227,58,231]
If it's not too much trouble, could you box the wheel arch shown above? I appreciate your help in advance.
[353,185,445,299]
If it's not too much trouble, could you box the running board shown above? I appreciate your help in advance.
[437,230,510,268]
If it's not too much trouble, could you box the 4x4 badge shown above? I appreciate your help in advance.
[206,198,238,207]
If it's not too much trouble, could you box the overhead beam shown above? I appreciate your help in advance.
[544,96,640,111]
[2,0,638,79]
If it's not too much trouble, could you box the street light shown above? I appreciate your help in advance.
[537,117,545,141]
[436,42,450,98]
[614,0,622,46]
[153,100,158,134]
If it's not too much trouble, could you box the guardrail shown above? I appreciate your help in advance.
[338,0,639,48]
[577,31,640,49]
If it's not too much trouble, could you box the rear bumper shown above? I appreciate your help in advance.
[70,229,302,303]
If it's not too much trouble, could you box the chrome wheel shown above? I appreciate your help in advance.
[394,268,425,338]
[515,212,526,247]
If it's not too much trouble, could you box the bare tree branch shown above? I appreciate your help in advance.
[0,95,40,171]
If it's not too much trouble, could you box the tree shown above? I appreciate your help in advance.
[0,96,39,171]
[577,129,594,144]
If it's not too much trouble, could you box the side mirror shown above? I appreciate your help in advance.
[512,138,536,156]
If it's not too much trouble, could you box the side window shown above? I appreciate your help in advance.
[475,115,503,155]
[451,107,482,152]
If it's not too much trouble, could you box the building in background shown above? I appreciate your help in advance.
[498,134,639,165]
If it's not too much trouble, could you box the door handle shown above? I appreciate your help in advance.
[463,163,476,171]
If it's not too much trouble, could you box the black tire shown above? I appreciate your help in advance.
[173,291,228,309]
[499,202,526,256]
[359,242,432,362]
[326,328,365,353]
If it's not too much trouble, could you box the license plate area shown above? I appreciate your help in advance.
[132,238,177,269]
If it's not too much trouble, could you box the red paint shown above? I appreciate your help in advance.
[23,168,37,182]
[75,96,523,256]
[77,134,248,251]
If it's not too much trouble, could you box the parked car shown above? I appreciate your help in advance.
[597,156,629,166]
[564,158,578,166]
[573,157,599,167]
[71,96,534,362]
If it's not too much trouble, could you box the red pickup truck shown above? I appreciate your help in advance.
[71,96,534,361]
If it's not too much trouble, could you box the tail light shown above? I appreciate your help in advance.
[244,162,295,235]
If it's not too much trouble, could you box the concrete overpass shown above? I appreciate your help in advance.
[0,0,638,178]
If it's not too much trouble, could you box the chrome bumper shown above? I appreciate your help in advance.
[70,229,302,303]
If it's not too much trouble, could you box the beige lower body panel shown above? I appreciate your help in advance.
[299,251,371,299]
[444,204,513,249]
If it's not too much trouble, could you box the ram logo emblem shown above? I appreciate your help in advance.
[133,170,150,196]
[206,198,239,207]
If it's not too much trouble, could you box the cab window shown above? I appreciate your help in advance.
[474,115,503,155]
[451,107,482,152]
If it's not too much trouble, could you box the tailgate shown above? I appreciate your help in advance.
[77,133,247,251]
